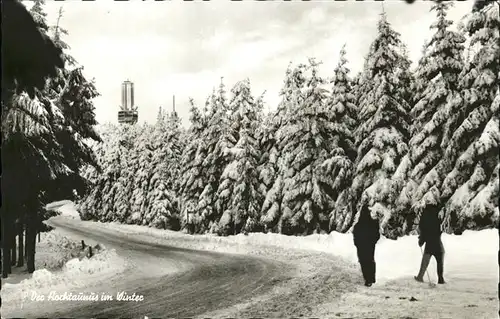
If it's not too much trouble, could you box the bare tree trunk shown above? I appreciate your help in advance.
[2,215,12,278]
[17,225,24,267]
[38,231,41,243]
[25,229,28,257]
[11,231,17,266]
[26,220,37,273]
[11,222,18,265]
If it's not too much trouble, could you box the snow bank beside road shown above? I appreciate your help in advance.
[1,216,127,315]
[1,231,91,286]
[63,201,496,283]
[2,249,122,291]
[47,200,79,218]
[41,202,499,318]
[2,249,125,313]
[87,209,496,318]
[61,203,498,283]
[88,212,496,284]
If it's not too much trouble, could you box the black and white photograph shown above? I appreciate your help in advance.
[1,0,499,318]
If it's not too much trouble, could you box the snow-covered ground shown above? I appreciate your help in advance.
[93,219,498,318]
[55,201,497,318]
[4,201,497,318]
[88,207,496,283]
[1,208,127,315]
[2,232,85,287]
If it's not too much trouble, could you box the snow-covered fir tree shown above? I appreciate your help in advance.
[78,124,127,221]
[156,106,165,123]
[324,46,358,232]
[256,113,279,228]
[178,99,210,233]
[394,1,466,233]
[110,124,143,222]
[260,63,308,233]
[195,79,234,233]
[264,59,356,235]
[394,43,415,111]
[3,3,100,277]
[351,12,412,237]
[1,1,82,272]
[256,65,296,230]
[143,110,185,229]
[29,0,49,32]
[127,124,155,224]
[165,109,186,191]
[216,79,264,235]
[437,1,499,232]
[30,6,101,203]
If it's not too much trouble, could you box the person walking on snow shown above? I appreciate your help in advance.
[353,204,380,287]
[414,203,446,284]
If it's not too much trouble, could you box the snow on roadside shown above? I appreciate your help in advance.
[93,217,497,319]
[48,200,80,218]
[1,231,89,288]
[56,201,497,318]
[63,201,497,283]
[2,249,125,313]
[1,215,127,315]
[90,216,496,283]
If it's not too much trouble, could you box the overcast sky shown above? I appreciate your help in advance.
[33,0,472,127]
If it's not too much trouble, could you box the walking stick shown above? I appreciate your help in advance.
[420,246,436,288]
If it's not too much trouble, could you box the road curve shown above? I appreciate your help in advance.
[12,216,291,318]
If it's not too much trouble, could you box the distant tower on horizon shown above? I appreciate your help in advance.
[121,80,134,111]
[172,95,176,115]
[157,95,176,123]
[118,79,138,124]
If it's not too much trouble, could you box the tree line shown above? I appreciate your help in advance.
[79,2,499,239]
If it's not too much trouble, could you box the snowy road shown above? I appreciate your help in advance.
[11,216,291,318]
[7,202,495,318]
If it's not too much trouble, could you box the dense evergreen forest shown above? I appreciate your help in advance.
[79,2,499,239]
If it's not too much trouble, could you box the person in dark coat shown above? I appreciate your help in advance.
[353,204,380,287]
[414,203,445,284]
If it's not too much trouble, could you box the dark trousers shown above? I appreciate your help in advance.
[356,244,376,283]
[417,241,445,280]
